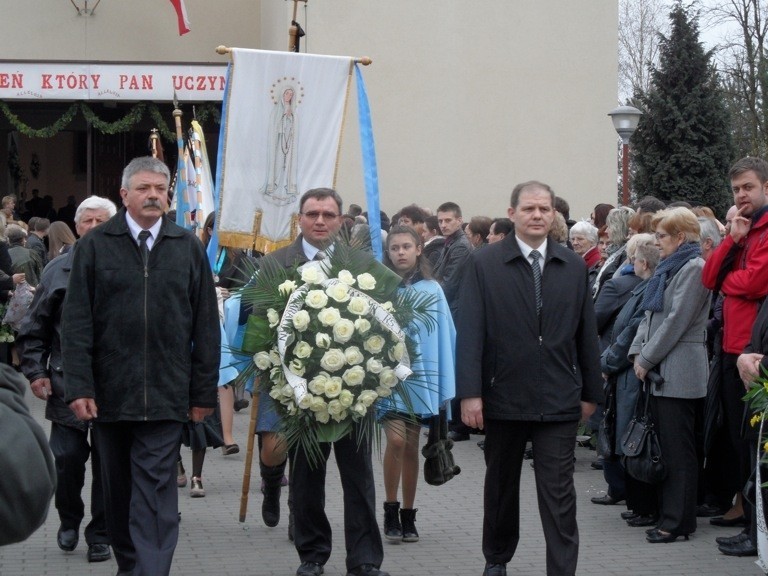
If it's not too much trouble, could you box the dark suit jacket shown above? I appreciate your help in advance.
[594,271,642,351]
[456,235,602,421]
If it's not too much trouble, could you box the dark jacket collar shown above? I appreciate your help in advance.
[102,207,186,239]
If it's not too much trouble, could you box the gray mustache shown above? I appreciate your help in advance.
[143,200,163,209]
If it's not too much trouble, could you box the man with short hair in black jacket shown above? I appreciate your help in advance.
[62,157,220,576]
[17,196,116,563]
[456,181,602,576]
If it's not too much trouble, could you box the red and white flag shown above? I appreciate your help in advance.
[169,0,190,36]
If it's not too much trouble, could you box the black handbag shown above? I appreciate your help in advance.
[620,381,666,484]
[422,408,461,486]
[596,380,617,458]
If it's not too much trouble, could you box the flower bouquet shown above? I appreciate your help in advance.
[238,238,438,464]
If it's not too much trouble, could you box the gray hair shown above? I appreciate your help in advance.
[569,220,598,244]
[697,217,722,249]
[75,196,118,224]
[605,206,635,246]
[121,156,170,190]
[632,233,660,272]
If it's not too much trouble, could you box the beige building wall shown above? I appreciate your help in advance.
[1,1,618,222]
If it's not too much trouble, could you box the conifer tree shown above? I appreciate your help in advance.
[631,3,734,216]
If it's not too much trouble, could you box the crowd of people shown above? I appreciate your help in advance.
[2,155,768,576]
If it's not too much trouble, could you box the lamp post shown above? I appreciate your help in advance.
[608,106,643,206]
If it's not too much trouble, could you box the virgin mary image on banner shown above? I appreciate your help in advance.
[261,79,302,206]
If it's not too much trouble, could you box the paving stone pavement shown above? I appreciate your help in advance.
[0,389,761,576]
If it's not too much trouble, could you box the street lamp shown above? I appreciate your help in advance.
[608,105,643,206]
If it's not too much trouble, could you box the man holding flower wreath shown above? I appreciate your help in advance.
[260,187,388,576]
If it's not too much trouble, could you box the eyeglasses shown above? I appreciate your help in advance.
[301,211,339,221]
[654,232,671,240]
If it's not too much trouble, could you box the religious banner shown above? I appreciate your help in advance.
[216,48,352,253]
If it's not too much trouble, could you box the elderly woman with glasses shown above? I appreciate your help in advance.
[628,208,711,544]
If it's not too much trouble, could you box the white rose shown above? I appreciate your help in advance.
[352,403,368,418]
[320,349,346,373]
[337,269,356,286]
[357,272,376,290]
[347,296,369,316]
[331,409,348,423]
[317,307,341,327]
[327,399,344,416]
[344,346,365,365]
[285,402,298,416]
[269,383,283,400]
[301,264,326,285]
[298,394,313,410]
[379,368,399,388]
[254,351,272,371]
[324,377,343,398]
[315,409,331,424]
[289,358,306,376]
[363,334,386,354]
[332,319,355,343]
[375,385,393,397]
[316,332,332,349]
[326,282,351,303]
[343,365,366,387]
[280,383,294,399]
[365,357,383,374]
[294,341,313,359]
[292,310,311,332]
[308,372,329,395]
[278,279,297,295]
[358,389,379,407]
[381,300,394,312]
[270,365,286,384]
[354,318,372,335]
[338,389,355,408]
[267,308,280,328]
[269,349,281,366]
[305,289,329,309]
[388,341,406,362]
[309,396,328,412]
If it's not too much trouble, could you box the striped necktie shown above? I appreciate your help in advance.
[530,249,542,314]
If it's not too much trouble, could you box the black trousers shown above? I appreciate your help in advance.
[48,422,109,545]
[721,354,755,525]
[94,420,182,576]
[483,419,579,576]
[291,432,383,571]
[650,395,699,534]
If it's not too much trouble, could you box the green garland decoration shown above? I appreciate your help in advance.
[0,100,221,141]
[147,104,178,143]
[80,102,146,134]
[0,100,78,138]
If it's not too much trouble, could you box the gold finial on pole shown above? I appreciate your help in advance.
[216,45,232,55]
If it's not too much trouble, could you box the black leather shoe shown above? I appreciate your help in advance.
[87,543,112,563]
[627,515,658,527]
[590,459,604,470]
[57,527,78,551]
[483,563,507,576]
[696,503,726,517]
[590,494,625,505]
[646,529,689,543]
[345,564,390,576]
[620,511,638,520]
[710,515,747,527]
[716,531,750,546]
[447,430,470,442]
[718,538,757,556]
[296,562,324,576]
